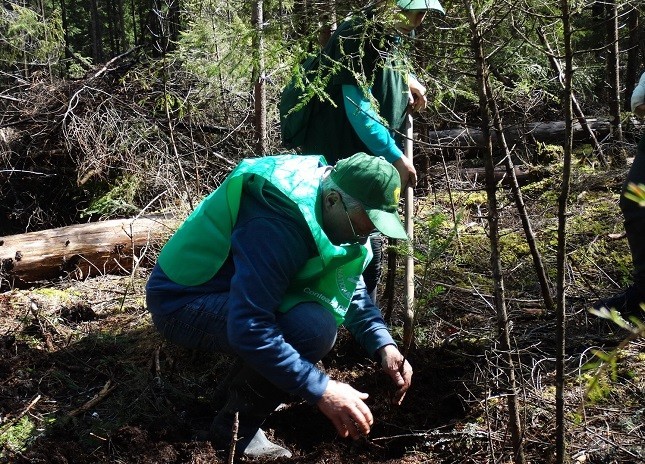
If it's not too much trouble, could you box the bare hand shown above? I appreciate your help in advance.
[316,380,374,439]
[408,74,427,113]
[378,344,413,405]
[392,156,417,189]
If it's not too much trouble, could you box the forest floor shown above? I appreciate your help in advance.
[1,152,644,464]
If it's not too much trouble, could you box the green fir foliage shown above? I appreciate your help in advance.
[0,416,37,456]
[0,3,63,71]
[82,175,141,219]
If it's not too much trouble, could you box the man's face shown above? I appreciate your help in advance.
[395,10,427,34]
[323,191,376,246]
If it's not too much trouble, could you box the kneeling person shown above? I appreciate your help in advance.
[145,153,413,458]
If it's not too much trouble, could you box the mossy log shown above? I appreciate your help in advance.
[0,215,177,288]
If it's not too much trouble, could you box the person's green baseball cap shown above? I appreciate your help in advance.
[330,153,408,240]
[397,0,445,14]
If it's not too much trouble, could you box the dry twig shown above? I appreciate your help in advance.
[68,380,116,417]
[227,411,239,464]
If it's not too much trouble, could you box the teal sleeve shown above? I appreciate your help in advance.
[342,84,403,163]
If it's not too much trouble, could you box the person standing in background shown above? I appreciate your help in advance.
[595,71,645,318]
[296,0,445,303]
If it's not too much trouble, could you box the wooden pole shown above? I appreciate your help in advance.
[402,113,415,356]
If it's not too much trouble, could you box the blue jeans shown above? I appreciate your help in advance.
[151,293,338,363]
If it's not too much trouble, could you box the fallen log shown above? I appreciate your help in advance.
[0,215,177,288]
[427,164,544,186]
[427,119,611,148]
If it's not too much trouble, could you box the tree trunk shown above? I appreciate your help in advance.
[130,0,138,46]
[484,74,555,313]
[624,6,640,111]
[89,0,104,62]
[168,0,181,50]
[149,0,164,57]
[60,0,71,74]
[556,0,574,461]
[537,27,605,164]
[607,0,623,142]
[252,0,267,155]
[107,0,116,55]
[293,0,311,43]
[0,216,177,288]
[117,0,126,52]
[465,2,526,462]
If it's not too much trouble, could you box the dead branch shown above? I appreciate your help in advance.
[537,27,606,165]
[90,47,140,81]
[483,70,554,313]
[427,164,545,187]
[68,380,116,417]
[153,345,163,389]
[228,411,239,464]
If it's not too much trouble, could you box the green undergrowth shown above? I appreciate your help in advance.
[410,156,632,311]
[0,416,38,456]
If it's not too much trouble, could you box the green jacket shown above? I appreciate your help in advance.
[301,9,410,163]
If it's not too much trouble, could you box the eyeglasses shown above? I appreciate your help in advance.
[337,193,375,244]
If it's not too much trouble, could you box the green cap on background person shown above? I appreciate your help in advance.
[330,153,408,240]
[396,0,445,14]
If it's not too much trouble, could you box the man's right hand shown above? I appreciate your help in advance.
[393,156,417,189]
[316,380,373,439]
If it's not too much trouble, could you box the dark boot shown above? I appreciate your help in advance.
[212,357,244,410]
[209,366,292,459]
[596,285,645,319]
[192,358,246,442]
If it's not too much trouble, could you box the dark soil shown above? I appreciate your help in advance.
[0,264,643,463]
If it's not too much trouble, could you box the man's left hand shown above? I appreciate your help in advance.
[378,344,413,405]
[408,74,427,112]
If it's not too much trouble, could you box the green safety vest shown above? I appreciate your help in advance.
[157,155,372,325]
